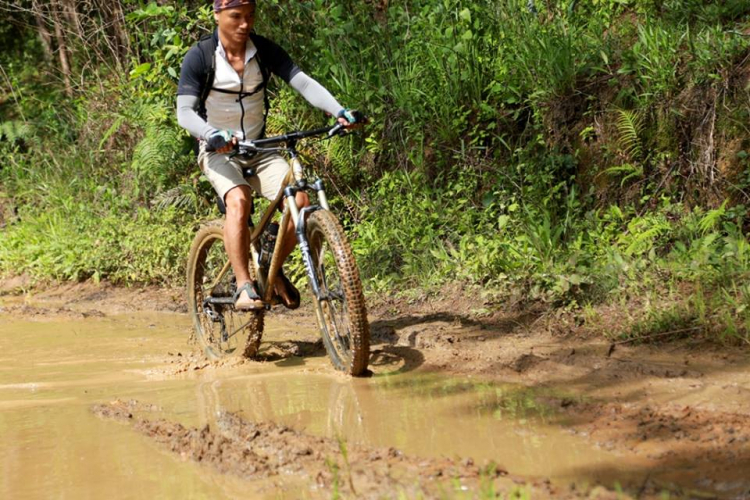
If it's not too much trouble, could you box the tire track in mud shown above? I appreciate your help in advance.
[91,400,584,499]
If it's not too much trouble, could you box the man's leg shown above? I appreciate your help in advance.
[249,154,310,306]
[224,185,263,309]
[273,191,309,304]
[279,191,310,260]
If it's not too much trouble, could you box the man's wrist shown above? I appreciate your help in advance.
[337,108,356,124]
[203,128,220,141]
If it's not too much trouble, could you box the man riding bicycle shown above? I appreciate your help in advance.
[176,0,359,311]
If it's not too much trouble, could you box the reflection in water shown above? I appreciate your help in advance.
[194,368,614,480]
[0,311,633,499]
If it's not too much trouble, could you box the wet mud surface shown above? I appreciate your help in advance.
[91,400,529,499]
[2,282,750,498]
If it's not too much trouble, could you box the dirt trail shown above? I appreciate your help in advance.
[2,280,750,499]
[91,399,563,499]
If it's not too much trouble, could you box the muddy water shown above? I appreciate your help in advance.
[0,310,638,498]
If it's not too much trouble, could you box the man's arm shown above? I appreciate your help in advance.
[289,72,344,118]
[176,95,216,140]
[251,35,346,118]
[176,45,219,140]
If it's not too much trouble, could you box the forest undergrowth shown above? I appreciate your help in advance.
[1,0,750,344]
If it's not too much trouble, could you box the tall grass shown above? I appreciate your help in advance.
[1,0,749,339]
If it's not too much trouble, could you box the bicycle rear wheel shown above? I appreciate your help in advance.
[306,210,369,376]
[186,221,264,359]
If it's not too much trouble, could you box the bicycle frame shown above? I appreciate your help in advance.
[204,124,342,309]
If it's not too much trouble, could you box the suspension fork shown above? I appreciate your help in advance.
[282,178,331,301]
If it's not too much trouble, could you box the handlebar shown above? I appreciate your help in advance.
[235,119,364,154]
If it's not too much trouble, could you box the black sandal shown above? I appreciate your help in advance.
[234,282,264,310]
[275,271,301,310]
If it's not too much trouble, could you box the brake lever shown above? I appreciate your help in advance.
[327,114,370,139]
[229,144,257,159]
[328,123,346,138]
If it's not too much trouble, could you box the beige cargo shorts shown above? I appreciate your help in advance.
[198,141,291,202]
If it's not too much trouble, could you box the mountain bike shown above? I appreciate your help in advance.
[186,122,370,376]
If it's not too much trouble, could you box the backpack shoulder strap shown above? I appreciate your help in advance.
[196,32,218,117]
[249,33,272,138]
[249,33,271,87]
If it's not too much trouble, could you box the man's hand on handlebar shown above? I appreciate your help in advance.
[206,129,237,153]
[336,109,367,128]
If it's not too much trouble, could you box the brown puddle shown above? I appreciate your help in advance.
[0,308,725,498]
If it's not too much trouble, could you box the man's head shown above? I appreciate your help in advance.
[214,0,256,46]
[214,0,255,13]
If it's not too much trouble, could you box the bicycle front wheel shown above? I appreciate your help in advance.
[186,221,264,359]
[306,210,369,376]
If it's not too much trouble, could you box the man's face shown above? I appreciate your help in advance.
[215,4,255,46]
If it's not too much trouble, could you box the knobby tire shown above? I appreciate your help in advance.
[306,210,370,376]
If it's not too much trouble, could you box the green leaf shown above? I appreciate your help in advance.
[98,116,125,151]
[459,8,471,22]
[699,200,728,235]
[569,274,583,285]
[130,62,152,79]
[615,108,644,161]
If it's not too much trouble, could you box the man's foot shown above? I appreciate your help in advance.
[234,282,264,310]
[274,272,300,310]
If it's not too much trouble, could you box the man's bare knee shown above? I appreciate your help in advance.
[225,186,253,220]
[283,191,310,210]
[296,191,310,208]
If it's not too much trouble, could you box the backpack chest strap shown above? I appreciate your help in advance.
[208,81,266,101]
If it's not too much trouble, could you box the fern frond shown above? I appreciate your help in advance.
[131,119,184,197]
[153,184,201,211]
[699,200,728,235]
[603,163,644,187]
[615,108,644,161]
[622,218,671,256]
[0,120,33,143]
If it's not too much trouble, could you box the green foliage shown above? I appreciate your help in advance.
[0,204,195,284]
[126,3,214,100]
[615,109,645,161]
[1,0,750,345]
[0,121,33,143]
[130,105,194,201]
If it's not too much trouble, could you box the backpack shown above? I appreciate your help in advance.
[195,31,272,139]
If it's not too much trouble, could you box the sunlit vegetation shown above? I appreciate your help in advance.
[1,1,749,342]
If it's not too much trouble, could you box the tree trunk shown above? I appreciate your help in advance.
[62,0,85,43]
[31,0,54,61]
[110,1,131,66]
[50,0,74,96]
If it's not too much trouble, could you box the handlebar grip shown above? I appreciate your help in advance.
[205,130,236,153]
[350,110,369,124]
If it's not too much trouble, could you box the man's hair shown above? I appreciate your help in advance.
[214,0,256,13]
